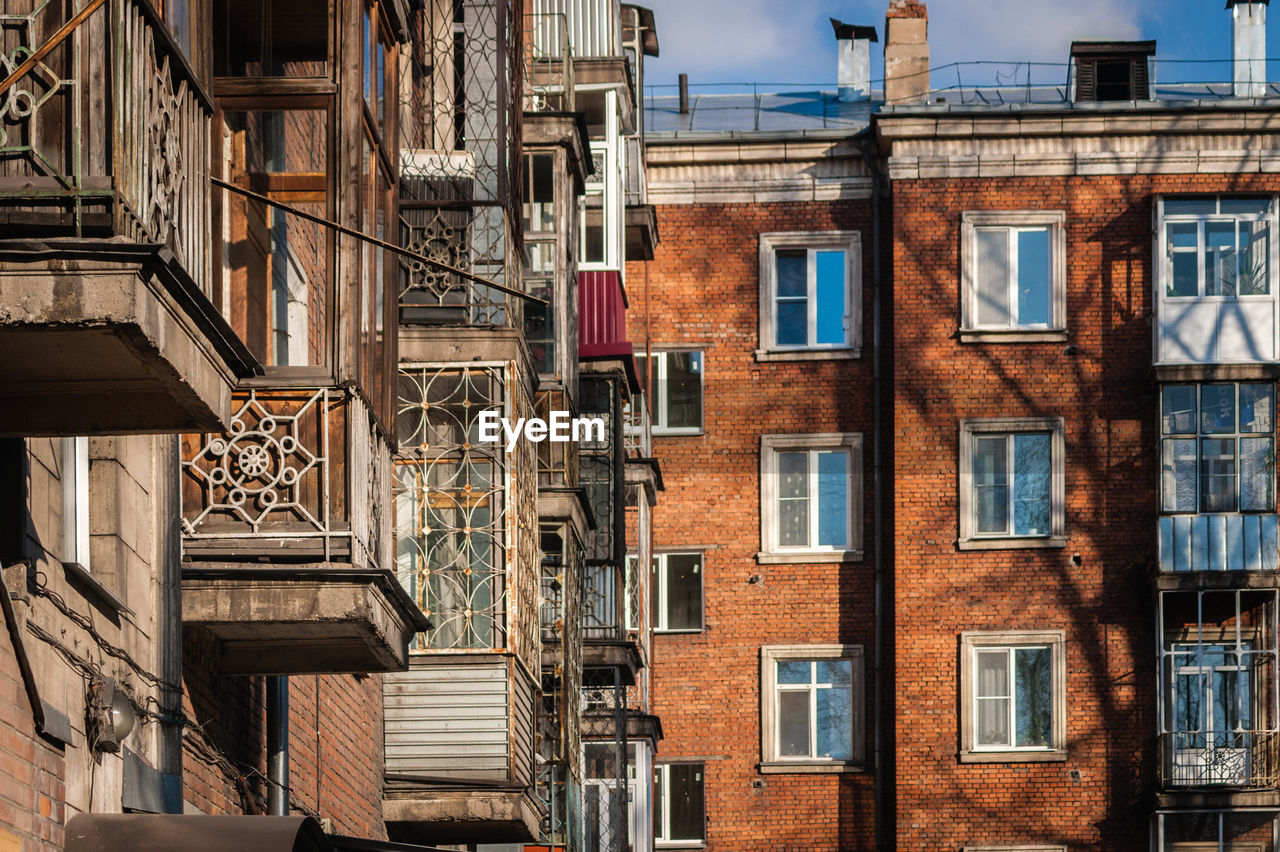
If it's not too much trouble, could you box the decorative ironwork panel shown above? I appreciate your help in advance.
[396,364,508,649]
[511,372,541,674]
[0,0,212,294]
[398,203,519,327]
[181,387,385,568]
[579,374,621,564]
[535,386,579,488]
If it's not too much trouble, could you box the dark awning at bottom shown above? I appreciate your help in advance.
[65,815,329,852]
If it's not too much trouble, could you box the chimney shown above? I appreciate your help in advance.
[884,0,930,105]
[1229,0,1268,98]
[831,19,878,102]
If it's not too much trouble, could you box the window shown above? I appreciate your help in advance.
[654,763,704,846]
[652,553,703,633]
[523,152,558,376]
[959,631,1066,762]
[61,437,89,571]
[1162,197,1274,299]
[958,418,1065,549]
[1161,383,1275,514]
[760,645,863,772]
[759,433,862,563]
[757,231,860,359]
[960,211,1066,339]
[637,351,703,434]
[213,0,329,77]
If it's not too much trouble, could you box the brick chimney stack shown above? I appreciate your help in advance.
[884,0,930,105]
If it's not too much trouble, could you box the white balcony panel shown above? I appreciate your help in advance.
[1159,514,1279,572]
[1158,299,1277,364]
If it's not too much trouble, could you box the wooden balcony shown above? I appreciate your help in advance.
[179,387,426,674]
[0,0,256,435]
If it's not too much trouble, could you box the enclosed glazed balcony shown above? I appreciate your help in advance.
[0,0,256,434]
[179,387,426,674]
[383,361,544,844]
[1158,589,1280,792]
[1154,810,1280,851]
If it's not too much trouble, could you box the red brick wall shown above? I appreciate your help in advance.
[0,614,65,851]
[181,629,388,838]
[890,173,1280,850]
[627,198,878,852]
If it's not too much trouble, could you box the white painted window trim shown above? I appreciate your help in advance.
[960,210,1067,342]
[759,644,864,773]
[757,231,861,358]
[643,350,704,436]
[61,436,89,572]
[654,762,705,847]
[652,552,705,634]
[959,630,1068,763]
[958,417,1066,550]
[758,433,863,564]
[1156,195,1278,302]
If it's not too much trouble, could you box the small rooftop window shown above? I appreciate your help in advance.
[1070,40,1155,102]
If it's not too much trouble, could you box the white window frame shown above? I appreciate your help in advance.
[759,433,863,564]
[1158,196,1278,302]
[62,436,89,571]
[654,762,705,847]
[757,231,861,360]
[959,630,1067,763]
[652,552,704,633]
[958,417,1066,550]
[641,350,704,436]
[759,644,864,773]
[960,211,1067,341]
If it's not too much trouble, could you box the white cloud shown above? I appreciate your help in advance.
[927,0,1143,67]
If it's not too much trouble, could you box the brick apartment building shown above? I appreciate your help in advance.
[636,0,1280,849]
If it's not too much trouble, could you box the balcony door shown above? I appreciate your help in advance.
[1170,642,1253,785]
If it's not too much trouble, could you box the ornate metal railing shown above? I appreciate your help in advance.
[0,0,212,293]
[537,523,583,850]
[1161,730,1280,788]
[393,363,540,675]
[583,562,624,642]
[523,11,574,113]
[181,387,389,571]
[623,391,651,458]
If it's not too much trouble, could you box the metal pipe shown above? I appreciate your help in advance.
[678,73,689,114]
[855,127,889,852]
[267,675,289,816]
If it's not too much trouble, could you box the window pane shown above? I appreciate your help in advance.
[778,691,811,757]
[1167,222,1199,298]
[976,649,1009,699]
[667,765,704,841]
[975,229,1010,326]
[213,0,328,76]
[523,153,555,231]
[1014,647,1052,747]
[665,352,702,430]
[778,660,811,685]
[815,250,846,345]
[973,435,1008,534]
[1202,384,1237,434]
[1201,437,1238,512]
[1162,384,1199,434]
[816,450,849,548]
[1240,436,1274,511]
[778,452,807,498]
[816,687,852,760]
[816,659,852,686]
[777,301,807,346]
[1162,438,1199,513]
[1012,433,1051,537]
[1206,220,1238,297]
[1240,383,1274,433]
[1239,219,1271,295]
[976,649,1010,747]
[1221,197,1271,216]
[1015,229,1051,326]
[776,250,806,297]
[1165,197,1218,216]
[665,554,703,631]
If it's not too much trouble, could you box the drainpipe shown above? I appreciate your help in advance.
[267,676,289,816]
[855,126,889,852]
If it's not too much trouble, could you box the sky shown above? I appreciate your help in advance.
[637,0,1250,95]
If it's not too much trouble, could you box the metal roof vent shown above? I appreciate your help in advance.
[1228,0,1269,98]
[1070,40,1156,102]
[831,19,878,102]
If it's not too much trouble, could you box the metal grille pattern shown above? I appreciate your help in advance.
[398,203,519,326]
[582,669,628,852]
[535,386,580,488]
[395,365,509,649]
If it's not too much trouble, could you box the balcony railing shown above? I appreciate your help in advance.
[1159,514,1280,573]
[583,562,624,642]
[1161,730,1280,788]
[536,386,580,488]
[623,391,652,458]
[579,270,633,360]
[523,11,575,113]
[0,0,212,293]
[181,387,390,571]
